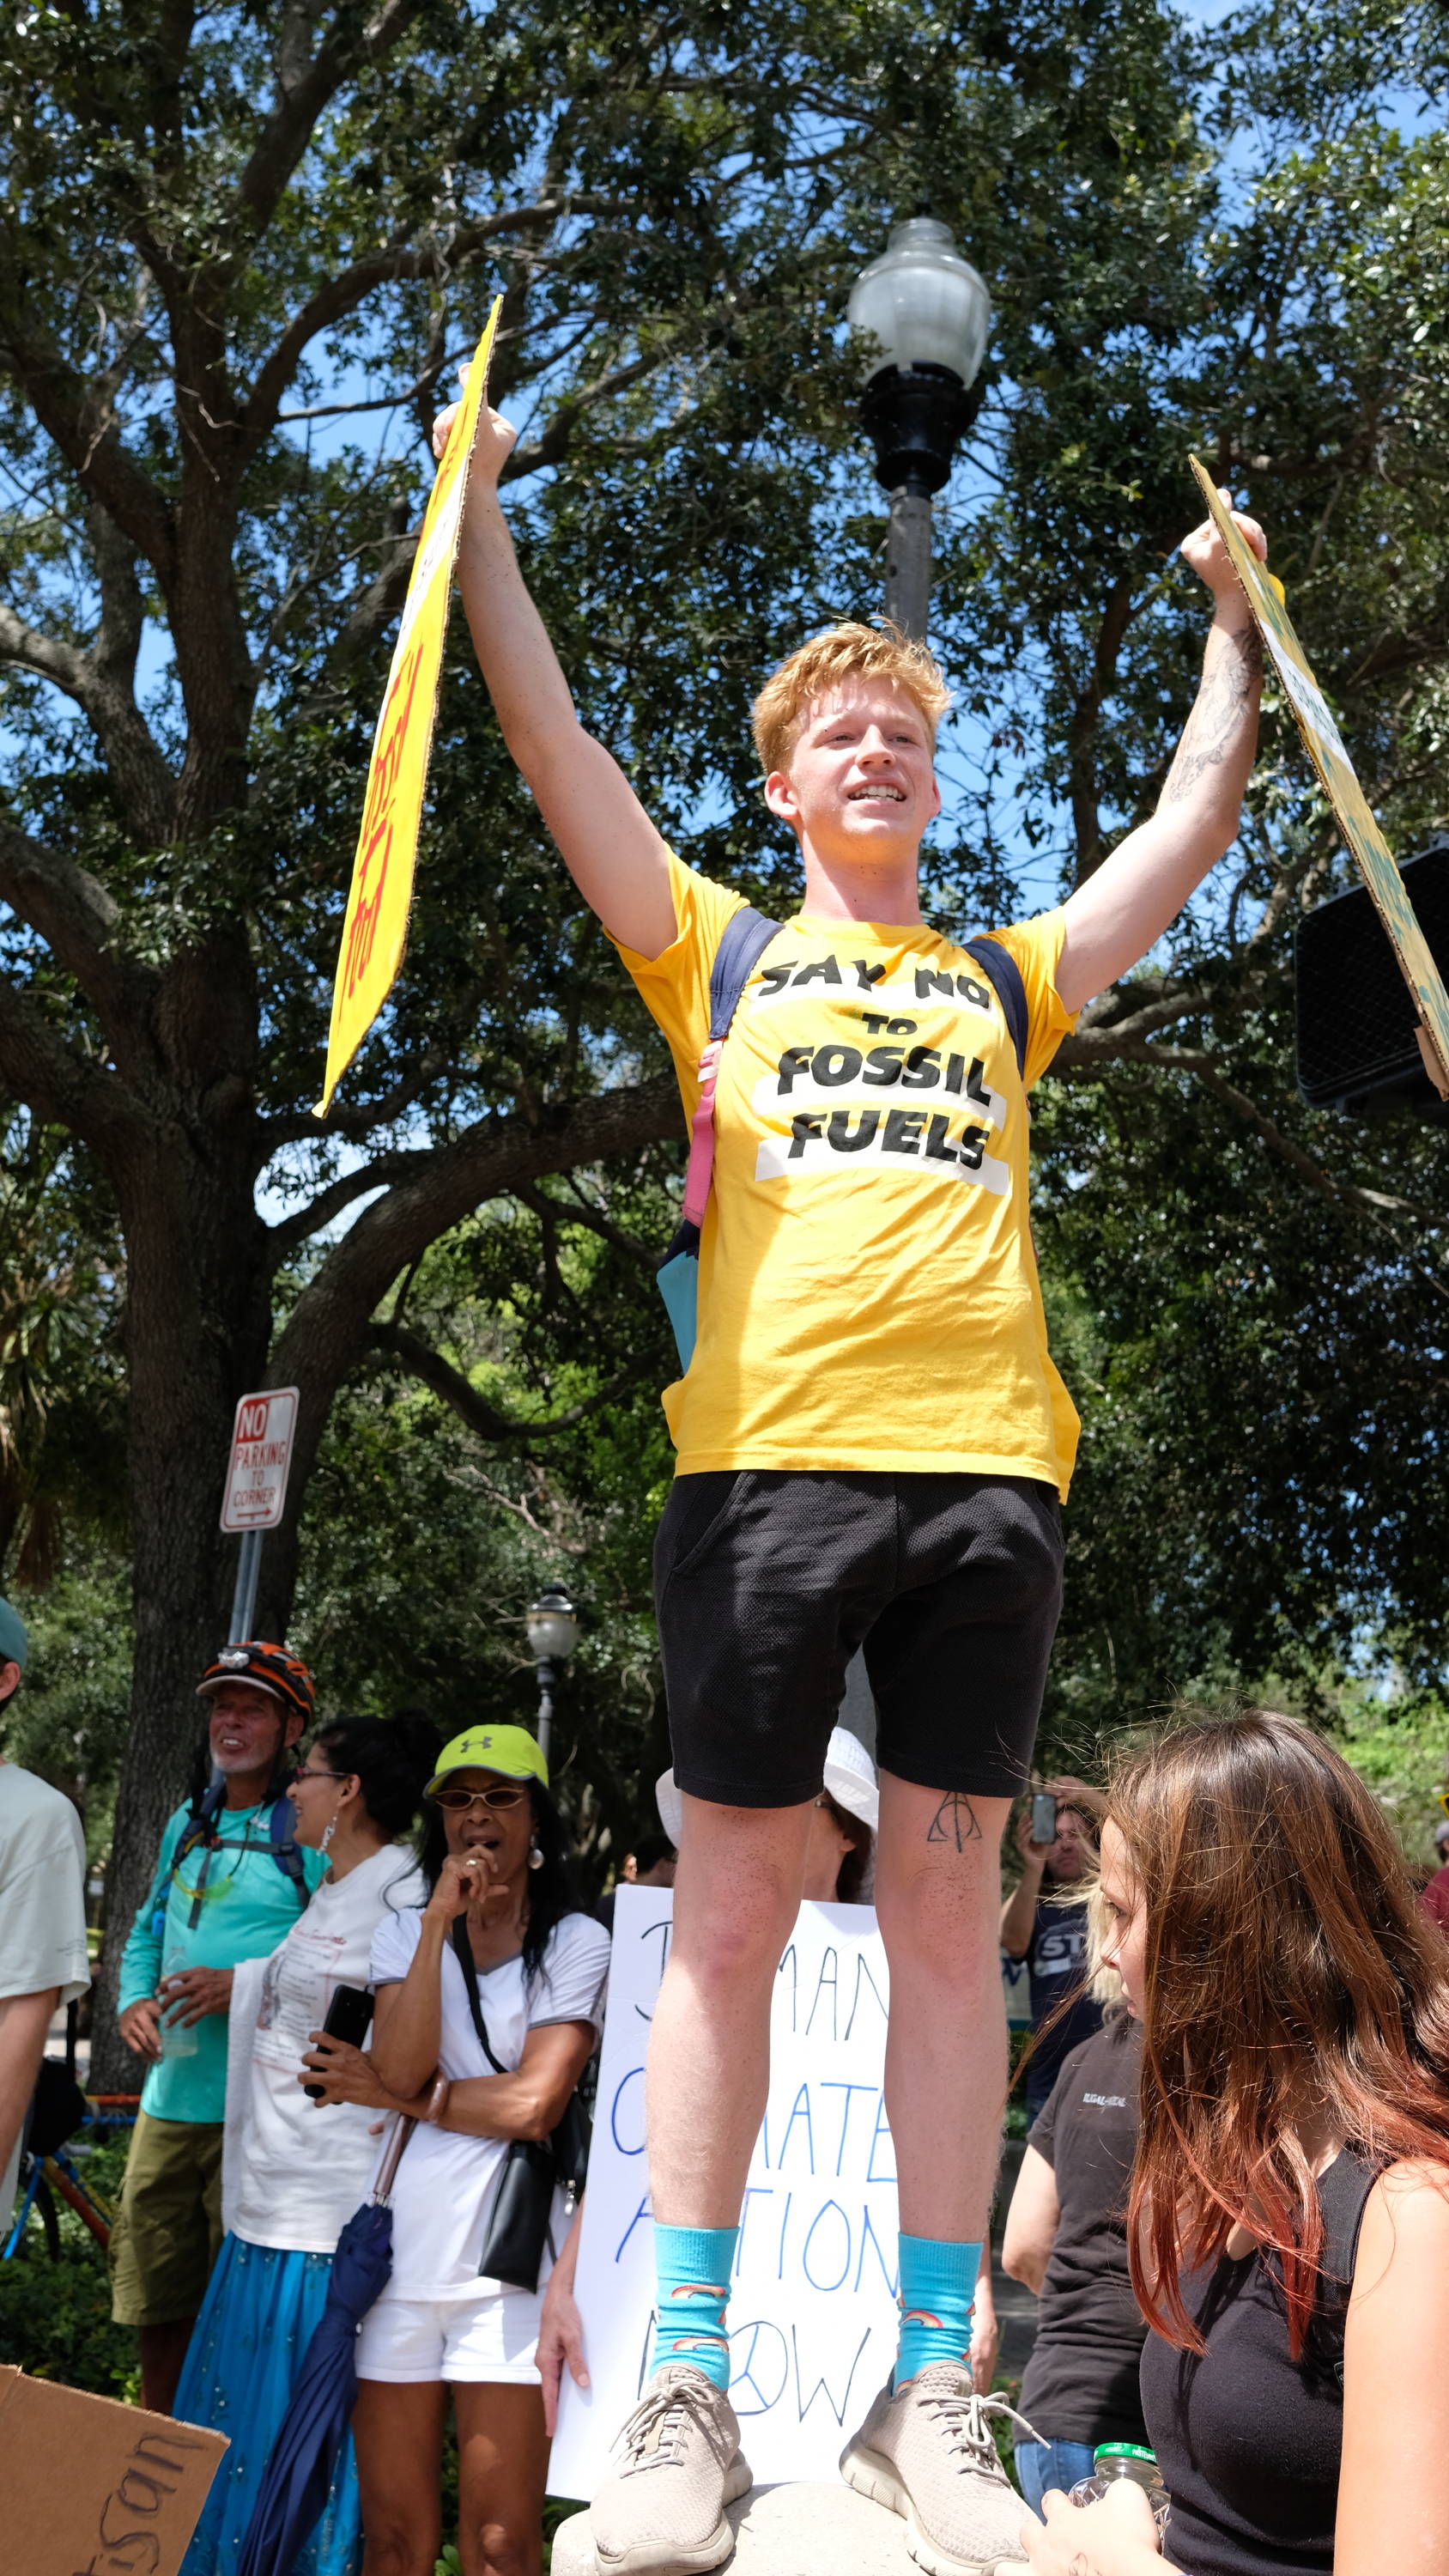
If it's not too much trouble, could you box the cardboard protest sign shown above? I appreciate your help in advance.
[315,300,501,1114]
[550,1888,900,2500]
[0,2365,226,2574]
[1188,453,1449,1093]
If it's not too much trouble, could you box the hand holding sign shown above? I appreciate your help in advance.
[1179,490,1268,613]
[432,373,519,482]
[1187,453,1449,1096]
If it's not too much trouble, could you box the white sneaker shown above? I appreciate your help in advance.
[840,2360,1040,2573]
[591,2362,752,2575]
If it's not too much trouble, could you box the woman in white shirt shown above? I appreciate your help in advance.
[177,1709,438,2576]
[334,1723,608,2576]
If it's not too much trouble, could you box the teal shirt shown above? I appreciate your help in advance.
[118,1799,327,2123]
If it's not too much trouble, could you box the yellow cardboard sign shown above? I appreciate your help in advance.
[315,300,502,1114]
[1188,453,1449,1093]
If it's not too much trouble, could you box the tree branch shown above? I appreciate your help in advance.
[0,818,157,1069]
[0,977,136,1154]
[513,1176,653,1268]
[1073,1032,1429,1228]
[369,1316,651,1441]
[270,1072,679,1492]
[264,1151,426,1264]
[241,197,632,445]
[0,564,174,848]
[234,0,431,252]
[265,1037,461,1147]
[0,258,178,588]
[501,334,693,479]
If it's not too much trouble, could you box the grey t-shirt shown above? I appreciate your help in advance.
[0,1763,90,2234]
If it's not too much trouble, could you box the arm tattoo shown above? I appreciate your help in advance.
[927,1792,982,1850]
[1161,623,1262,805]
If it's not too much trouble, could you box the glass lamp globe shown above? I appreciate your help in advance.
[526,1584,579,1663]
[847,216,991,389]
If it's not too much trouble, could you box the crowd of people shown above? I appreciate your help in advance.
[5,1582,1449,2576]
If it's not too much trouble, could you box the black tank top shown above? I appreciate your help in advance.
[1139,2148,1377,2576]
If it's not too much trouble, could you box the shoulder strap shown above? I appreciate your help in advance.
[963,935,1028,1081]
[707,904,782,1042]
[678,904,782,1232]
[450,1916,508,2074]
[153,1779,226,1932]
[268,1796,310,1909]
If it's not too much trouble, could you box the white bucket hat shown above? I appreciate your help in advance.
[655,1725,879,1850]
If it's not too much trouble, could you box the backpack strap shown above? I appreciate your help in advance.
[154,1783,308,1934]
[962,935,1029,1082]
[676,904,782,1236]
[154,1775,227,1935]
[268,1795,310,1910]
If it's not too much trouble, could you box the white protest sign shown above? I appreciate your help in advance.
[219,1386,300,1533]
[550,1887,900,2500]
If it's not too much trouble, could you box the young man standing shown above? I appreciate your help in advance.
[440,388,1264,2573]
[111,1640,324,2412]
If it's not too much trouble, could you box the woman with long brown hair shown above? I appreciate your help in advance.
[1022,1705,1449,2576]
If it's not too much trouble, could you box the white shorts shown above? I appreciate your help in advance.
[355,2281,543,2385]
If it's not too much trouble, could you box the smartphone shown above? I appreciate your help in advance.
[1029,1792,1058,1847]
[302,1982,373,2100]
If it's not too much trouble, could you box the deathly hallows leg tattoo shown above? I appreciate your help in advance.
[926,1791,983,1850]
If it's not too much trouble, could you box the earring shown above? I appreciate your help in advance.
[528,1841,544,1871]
[321,1813,339,1854]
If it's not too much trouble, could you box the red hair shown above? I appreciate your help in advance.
[1109,1707,1449,2354]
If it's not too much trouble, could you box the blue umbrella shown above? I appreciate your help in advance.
[236,2117,415,2576]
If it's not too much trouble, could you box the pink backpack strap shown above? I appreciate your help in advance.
[682,1039,724,1229]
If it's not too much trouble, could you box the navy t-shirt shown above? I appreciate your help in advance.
[1025,1894,1105,2112]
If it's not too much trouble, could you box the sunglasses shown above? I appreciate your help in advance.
[286,1765,352,1789]
[430,1783,529,1814]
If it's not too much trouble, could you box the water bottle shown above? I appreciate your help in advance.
[1068,2444,1169,2535]
[158,1945,199,2058]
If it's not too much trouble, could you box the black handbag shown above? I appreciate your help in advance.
[27,2057,88,2158]
[450,1918,591,2293]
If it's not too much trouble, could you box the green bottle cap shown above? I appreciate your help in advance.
[1094,2444,1158,2465]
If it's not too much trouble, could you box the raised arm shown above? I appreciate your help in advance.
[1000,1806,1047,1959]
[438,391,677,958]
[1055,499,1265,1014]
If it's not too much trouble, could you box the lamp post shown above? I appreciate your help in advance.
[848,216,991,641]
[525,1583,579,1767]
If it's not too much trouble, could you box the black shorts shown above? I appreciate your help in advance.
[654,1468,1064,1808]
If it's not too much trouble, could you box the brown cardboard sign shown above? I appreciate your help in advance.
[0,2366,227,2575]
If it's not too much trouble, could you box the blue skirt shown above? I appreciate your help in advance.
[177,2233,363,2576]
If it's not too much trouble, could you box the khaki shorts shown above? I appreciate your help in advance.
[108,2110,224,2326]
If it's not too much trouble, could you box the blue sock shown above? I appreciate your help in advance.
[894,2233,981,2388]
[650,2222,737,2392]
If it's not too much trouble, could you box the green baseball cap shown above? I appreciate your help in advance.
[0,1595,27,1673]
[426,1723,549,1796]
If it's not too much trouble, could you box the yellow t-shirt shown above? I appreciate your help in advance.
[616,851,1081,1496]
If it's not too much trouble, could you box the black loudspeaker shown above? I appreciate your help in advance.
[1294,838,1449,1121]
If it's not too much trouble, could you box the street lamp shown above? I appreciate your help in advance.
[848,216,991,641]
[525,1583,579,1766]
